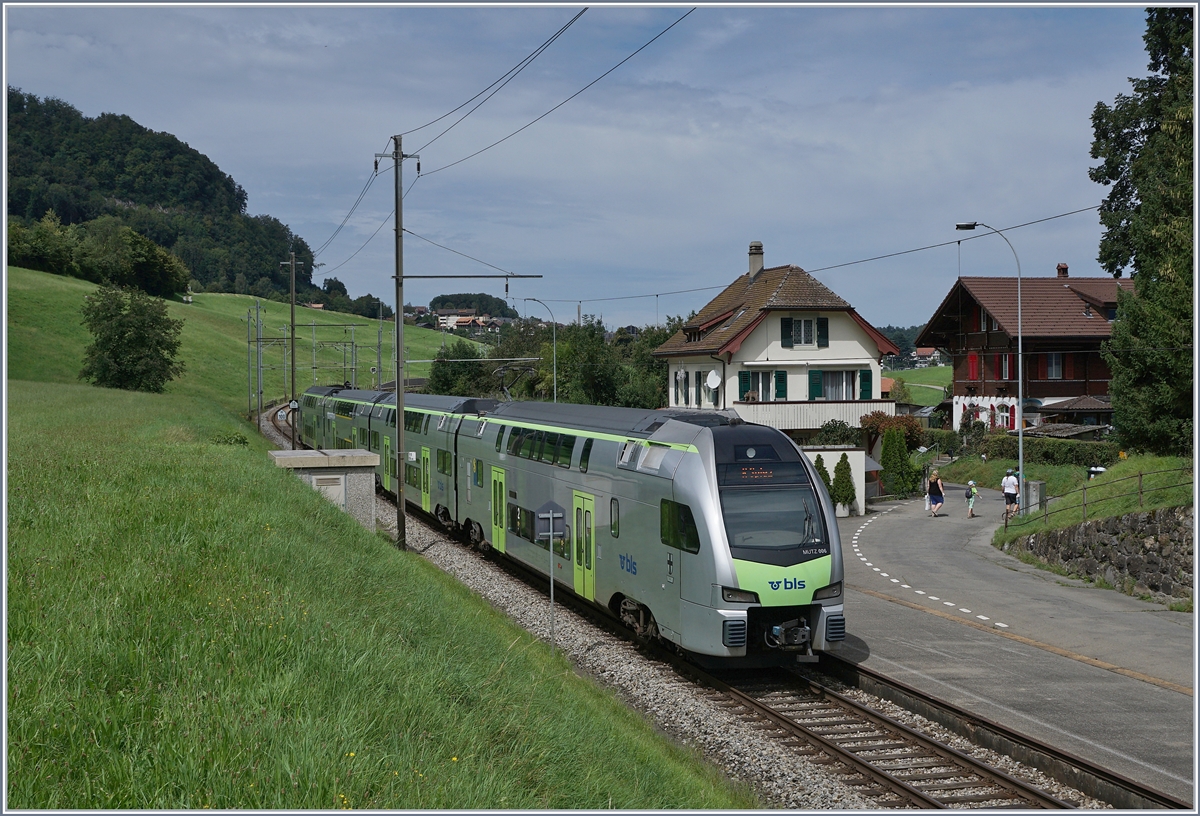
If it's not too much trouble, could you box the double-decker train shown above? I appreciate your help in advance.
[298,385,845,665]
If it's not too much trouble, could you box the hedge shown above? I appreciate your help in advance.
[980,434,1119,468]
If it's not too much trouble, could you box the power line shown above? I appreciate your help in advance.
[411,9,587,155]
[312,170,380,258]
[320,176,422,276]
[806,205,1101,274]
[401,9,587,139]
[403,229,514,275]
[421,8,695,177]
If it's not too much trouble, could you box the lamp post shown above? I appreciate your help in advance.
[523,297,556,403]
[956,221,1023,514]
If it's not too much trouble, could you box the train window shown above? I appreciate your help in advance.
[404,411,422,433]
[472,458,484,488]
[579,438,594,473]
[423,414,431,434]
[576,508,585,566]
[519,430,543,460]
[610,498,619,538]
[660,500,701,554]
[495,425,506,453]
[437,414,447,431]
[476,419,488,438]
[557,435,576,468]
[405,464,421,489]
[584,511,592,568]
[507,427,524,456]
[371,431,380,450]
[437,449,452,475]
[540,432,560,465]
[358,428,368,447]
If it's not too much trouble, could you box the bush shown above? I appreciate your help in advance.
[959,419,987,452]
[880,427,919,496]
[831,453,856,508]
[861,411,923,451]
[811,419,861,446]
[813,454,832,491]
[922,428,959,455]
[980,434,1120,468]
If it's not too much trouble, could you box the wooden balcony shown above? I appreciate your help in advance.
[732,399,895,431]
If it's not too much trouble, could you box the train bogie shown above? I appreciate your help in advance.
[297,387,845,663]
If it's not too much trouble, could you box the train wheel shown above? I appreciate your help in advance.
[468,521,489,552]
[618,598,659,641]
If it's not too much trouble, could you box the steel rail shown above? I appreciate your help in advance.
[817,654,1194,810]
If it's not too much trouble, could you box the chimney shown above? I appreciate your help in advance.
[1056,263,1069,279]
[748,241,764,279]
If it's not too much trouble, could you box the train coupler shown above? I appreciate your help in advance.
[764,618,811,651]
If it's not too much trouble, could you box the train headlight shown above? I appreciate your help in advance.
[813,582,842,601]
[721,587,759,604]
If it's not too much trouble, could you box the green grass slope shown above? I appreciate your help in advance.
[6,380,754,808]
[6,266,467,413]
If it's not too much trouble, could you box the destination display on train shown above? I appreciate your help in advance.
[717,462,811,486]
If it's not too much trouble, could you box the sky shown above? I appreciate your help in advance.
[5,3,1153,330]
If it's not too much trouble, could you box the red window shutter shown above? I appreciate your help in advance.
[968,353,979,380]
[1009,353,1016,380]
[993,354,1001,381]
[1064,354,1074,380]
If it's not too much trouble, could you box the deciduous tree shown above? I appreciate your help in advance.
[79,284,185,393]
[1091,8,1193,455]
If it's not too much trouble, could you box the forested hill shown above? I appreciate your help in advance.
[6,86,316,300]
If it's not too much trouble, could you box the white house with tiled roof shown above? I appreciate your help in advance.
[653,242,900,445]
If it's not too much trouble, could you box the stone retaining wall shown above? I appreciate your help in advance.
[999,506,1193,605]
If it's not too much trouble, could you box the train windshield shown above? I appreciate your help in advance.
[717,463,830,566]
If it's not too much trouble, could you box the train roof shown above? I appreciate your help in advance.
[303,386,499,416]
[487,401,740,438]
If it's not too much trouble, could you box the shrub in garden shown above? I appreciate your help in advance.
[880,427,918,496]
[832,453,857,509]
[813,454,832,492]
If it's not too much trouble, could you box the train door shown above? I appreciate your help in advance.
[420,446,431,512]
[572,491,595,602]
[382,433,392,493]
[490,467,506,554]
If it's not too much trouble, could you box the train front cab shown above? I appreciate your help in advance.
[673,423,845,667]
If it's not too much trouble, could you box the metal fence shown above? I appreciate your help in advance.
[1004,466,1193,531]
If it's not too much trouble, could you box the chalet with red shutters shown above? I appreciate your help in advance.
[915,263,1133,431]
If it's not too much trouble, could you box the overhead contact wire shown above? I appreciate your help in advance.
[421,8,696,177]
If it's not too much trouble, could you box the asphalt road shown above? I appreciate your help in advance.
[830,486,1195,804]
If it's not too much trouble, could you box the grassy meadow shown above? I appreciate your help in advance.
[6,380,754,808]
[6,266,755,808]
[883,365,950,407]
[6,266,471,414]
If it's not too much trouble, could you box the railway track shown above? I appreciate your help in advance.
[691,666,1074,808]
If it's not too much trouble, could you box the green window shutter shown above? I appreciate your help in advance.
[859,369,872,400]
[808,369,823,399]
[817,317,829,348]
[775,370,787,400]
[780,317,794,348]
[738,370,751,400]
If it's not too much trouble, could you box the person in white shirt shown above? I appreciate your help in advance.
[1001,469,1019,519]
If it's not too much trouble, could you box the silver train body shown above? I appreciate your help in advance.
[298,386,845,664]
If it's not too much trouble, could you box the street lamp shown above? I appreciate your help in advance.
[956,221,1024,514]
[524,297,556,403]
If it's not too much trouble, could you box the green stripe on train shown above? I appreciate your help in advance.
[732,557,832,606]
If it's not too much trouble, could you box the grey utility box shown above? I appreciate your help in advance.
[1022,479,1047,514]
[269,449,379,532]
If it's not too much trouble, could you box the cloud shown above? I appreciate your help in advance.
[5,5,1150,327]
